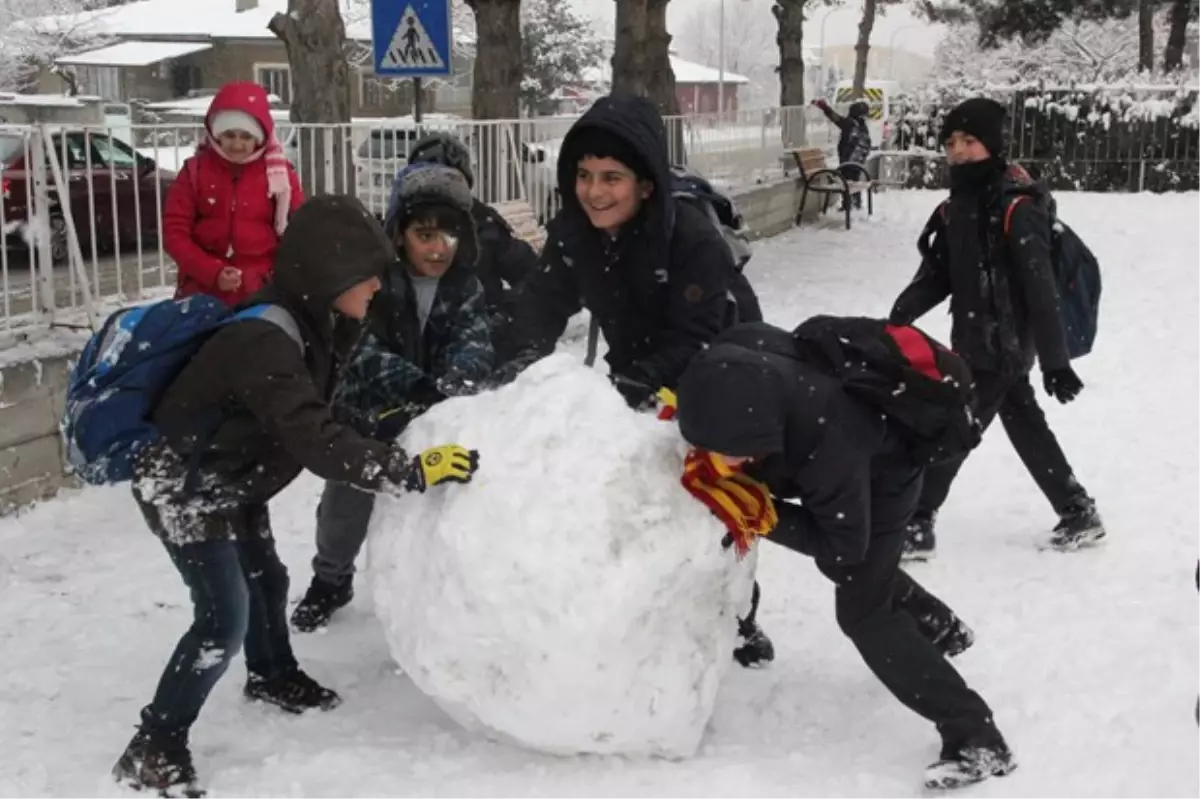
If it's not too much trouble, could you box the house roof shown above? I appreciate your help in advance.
[55,40,214,67]
[581,55,750,87]
[23,0,372,42]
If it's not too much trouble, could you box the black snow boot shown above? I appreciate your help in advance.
[901,512,937,562]
[112,728,203,797]
[245,667,342,714]
[290,576,353,632]
[733,581,775,668]
[925,733,1017,790]
[1049,496,1105,550]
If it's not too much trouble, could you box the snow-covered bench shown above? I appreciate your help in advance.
[786,147,876,231]
[494,199,546,253]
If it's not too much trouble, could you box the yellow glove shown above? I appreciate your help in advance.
[405,445,480,492]
[656,387,678,420]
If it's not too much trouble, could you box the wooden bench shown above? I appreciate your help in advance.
[493,199,546,253]
[786,147,876,230]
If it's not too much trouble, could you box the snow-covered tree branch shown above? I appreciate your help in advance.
[520,0,605,115]
[0,0,111,92]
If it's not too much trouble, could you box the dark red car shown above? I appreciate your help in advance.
[1,131,175,263]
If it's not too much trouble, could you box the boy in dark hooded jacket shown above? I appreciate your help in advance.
[888,97,1103,559]
[496,93,770,666]
[407,132,540,352]
[113,195,480,797]
[291,163,493,631]
[675,321,1015,791]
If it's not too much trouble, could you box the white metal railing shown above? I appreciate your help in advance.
[0,106,834,338]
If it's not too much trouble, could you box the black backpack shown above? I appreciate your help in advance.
[670,165,752,270]
[1003,194,1101,360]
[792,315,982,465]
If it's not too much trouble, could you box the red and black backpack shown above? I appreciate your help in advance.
[792,316,982,465]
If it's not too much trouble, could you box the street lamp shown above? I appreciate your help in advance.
[717,0,752,117]
[817,5,855,89]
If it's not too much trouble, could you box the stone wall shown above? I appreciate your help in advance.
[0,177,812,515]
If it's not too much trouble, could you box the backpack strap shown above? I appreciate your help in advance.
[231,304,304,352]
[1003,195,1033,236]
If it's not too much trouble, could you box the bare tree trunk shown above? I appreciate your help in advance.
[772,0,806,148]
[613,0,651,96]
[1138,0,1156,72]
[269,0,352,197]
[1163,0,1191,72]
[464,0,522,119]
[852,0,878,97]
[612,0,684,161]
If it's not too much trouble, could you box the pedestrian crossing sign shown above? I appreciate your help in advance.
[371,0,452,78]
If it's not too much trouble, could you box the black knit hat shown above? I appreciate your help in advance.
[562,125,651,182]
[939,97,1008,159]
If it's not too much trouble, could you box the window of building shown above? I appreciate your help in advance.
[254,64,292,105]
[360,73,386,109]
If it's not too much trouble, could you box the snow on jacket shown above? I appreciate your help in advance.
[164,82,304,307]
[502,95,742,392]
[142,196,410,530]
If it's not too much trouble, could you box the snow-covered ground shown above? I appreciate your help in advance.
[0,190,1196,797]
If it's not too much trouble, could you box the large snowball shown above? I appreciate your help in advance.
[367,354,756,759]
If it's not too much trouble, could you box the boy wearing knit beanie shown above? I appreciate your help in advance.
[889,97,1104,558]
[291,163,494,630]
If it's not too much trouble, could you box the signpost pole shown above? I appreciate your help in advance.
[413,76,423,124]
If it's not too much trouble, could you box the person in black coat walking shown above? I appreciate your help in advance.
[889,98,1104,559]
[498,93,769,664]
[675,321,1015,791]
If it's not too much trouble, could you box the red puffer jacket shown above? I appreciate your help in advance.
[164,82,304,306]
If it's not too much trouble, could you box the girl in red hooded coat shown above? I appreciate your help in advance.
[164,82,304,306]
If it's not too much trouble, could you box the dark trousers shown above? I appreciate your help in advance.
[816,457,996,747]
[135,500,296,738]
[311,480,378,586]
[918,370,1083,518]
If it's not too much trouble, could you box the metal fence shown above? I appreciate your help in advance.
[0,105,832,338]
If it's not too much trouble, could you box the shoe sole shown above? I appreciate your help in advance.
[924,759,1017,790]
[901,550,936,563]
[1041,528,1107,552]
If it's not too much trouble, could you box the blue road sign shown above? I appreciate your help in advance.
[371,0,452,78]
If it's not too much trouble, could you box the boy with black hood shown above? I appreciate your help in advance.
[407,132,539,351]
[496,93,770,665]
[113,195,480,797]
[675,321,1015,790]
[888,97,1104,559]
[291,163,493,631]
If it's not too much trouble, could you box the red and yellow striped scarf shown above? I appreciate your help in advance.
[680,450,777,558]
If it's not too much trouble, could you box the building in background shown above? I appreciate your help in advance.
[28,0,436,118]
[807,44,934,94]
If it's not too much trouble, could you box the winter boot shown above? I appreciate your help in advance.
[925,734,1017,790]
[930,616,975,658]
[901,512,937,562]
[244,667,342,714]
[112,728,204,798]
[290,576,353,632]
[1049,496,1105,550]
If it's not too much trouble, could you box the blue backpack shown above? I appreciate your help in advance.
[61,294,302,486]
[1004,196,1101,359]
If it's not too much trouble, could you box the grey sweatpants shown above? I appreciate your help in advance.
[312,480,377,586]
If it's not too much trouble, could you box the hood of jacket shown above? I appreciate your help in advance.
[676,330,791,459]
[265,194,394,339]
[204,82,277,144]
[555,95,675,236]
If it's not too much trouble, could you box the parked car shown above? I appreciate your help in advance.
[1,130,174,263]
[353,116,468,216]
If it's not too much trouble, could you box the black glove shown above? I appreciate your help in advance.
[1043,367,1083,404]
